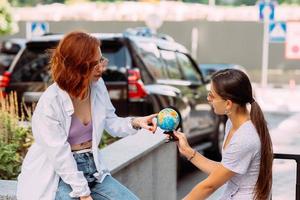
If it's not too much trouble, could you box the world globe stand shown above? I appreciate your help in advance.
[163,130,178,142]
[159,106,182,142]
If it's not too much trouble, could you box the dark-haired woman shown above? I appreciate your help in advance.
[174,69,273,200]
[17,31,157,200]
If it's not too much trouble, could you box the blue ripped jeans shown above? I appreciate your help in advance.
[55,152,139,200]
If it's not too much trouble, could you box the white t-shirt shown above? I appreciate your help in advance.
[220,120,262,200]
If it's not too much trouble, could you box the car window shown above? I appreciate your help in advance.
[101,41,128,82]
[11,40,130,83]
[134,42,167,79]
[176,52,202,82]
[0,43,17,74]
[160,50,182,80]
[10,48,51,83]
[0,53,14,73]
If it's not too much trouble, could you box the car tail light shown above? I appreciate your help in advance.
[0,71,11,87]
[0,71,11,97]
[127,69,148,100]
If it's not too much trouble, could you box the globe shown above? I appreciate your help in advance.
[157,108,180,131]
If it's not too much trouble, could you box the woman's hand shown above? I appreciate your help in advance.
[80,195,93,200]
[173,131,194,159]
[132,114,158,133]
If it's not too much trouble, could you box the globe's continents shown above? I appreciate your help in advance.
[157,108,180,131]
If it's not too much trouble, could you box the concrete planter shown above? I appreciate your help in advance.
[0,130,177,200]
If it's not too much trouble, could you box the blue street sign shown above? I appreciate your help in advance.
[269,21,286,42]
[259,1,275,21]
[31,22,49,36]
[26,22,49,39]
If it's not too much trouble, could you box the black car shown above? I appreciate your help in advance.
[2,28,225,168]
[0,39,26,71]
[199,63,248,80]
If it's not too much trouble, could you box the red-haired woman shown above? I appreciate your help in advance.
[174,69,273,200]
[17,31,157,200]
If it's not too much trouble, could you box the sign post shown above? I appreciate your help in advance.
[259,0,275,88]
[191,27,199,60]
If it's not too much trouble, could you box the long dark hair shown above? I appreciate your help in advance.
[211,69,273,200]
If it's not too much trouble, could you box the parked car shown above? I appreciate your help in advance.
[0,39,26,74]
[199,63,248,80]
[2,28,225,172]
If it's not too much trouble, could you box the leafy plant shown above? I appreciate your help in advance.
[99,130,119,149]
[0,91,119,179]
[0,92,33,180]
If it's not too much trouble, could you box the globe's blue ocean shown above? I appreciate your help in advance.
[157,108,180,131]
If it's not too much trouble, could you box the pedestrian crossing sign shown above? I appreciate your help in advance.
[26,22,49,39]
[269,22,286,43]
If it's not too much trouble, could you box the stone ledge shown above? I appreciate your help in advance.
[102,129,167,174]
[0,180,17,200]
[0,129,170,199]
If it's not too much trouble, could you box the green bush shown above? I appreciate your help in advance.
[99,131,119,149]
[0,93,33,180]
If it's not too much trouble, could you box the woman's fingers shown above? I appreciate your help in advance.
[165,134,171,143]
[138,114,158,133]
[149,113,158,119]
[141,123,156,133]
[151,119,158,133]
[143,123,156,133]
[147,114,158,133]
[173,131,185,139]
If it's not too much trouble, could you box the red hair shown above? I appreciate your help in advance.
[50,31,100,99]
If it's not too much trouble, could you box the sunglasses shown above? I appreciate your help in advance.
[99,56,108,64]
[207,91,226,102]
[90,56,108,69]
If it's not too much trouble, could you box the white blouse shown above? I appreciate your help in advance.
[17,78,138,200]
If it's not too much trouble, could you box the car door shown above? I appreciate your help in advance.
[7,44,52,106]
[101,39,129,117]
[128,39,191,125]
[158,49,194,136]
[175,52,217,142]
[159,49,216,143]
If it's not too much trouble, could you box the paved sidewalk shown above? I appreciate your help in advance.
[269,113,300,200]
[254,84,300,113]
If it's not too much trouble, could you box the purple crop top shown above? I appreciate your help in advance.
[67,115,93,145]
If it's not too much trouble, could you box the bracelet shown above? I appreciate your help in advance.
[188,149,197,161]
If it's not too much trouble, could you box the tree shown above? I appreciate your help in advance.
[0,0,17,35]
